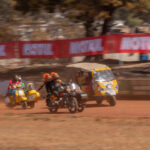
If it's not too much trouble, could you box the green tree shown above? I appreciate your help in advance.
[0,0,19,42]
[14,0,150,36]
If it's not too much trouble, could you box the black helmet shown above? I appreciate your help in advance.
[13,74,19,81]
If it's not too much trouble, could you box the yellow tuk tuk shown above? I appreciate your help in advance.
[69,63,119,106]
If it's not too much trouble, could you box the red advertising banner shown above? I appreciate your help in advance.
[0,42,16,58]
[68,36,105,57]
[116,33,150,53]
[18,36,105,58]
[2,33,150,59]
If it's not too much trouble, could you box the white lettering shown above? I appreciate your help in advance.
[121,37,150,50]
[23,44,53,56]
[70,39,103,54]
[132,38,140,50]
[0,45,6,56]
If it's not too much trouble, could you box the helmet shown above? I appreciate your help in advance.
[13,74,20,81]
[51,72,59,80]
[27,83,34,90]
[18,75,22,82]
[43,73,51,82]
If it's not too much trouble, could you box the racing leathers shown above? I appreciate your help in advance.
[38,80,54,106]
[38,79,68,105]
[51,79,68,99]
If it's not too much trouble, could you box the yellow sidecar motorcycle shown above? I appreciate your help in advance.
[5,84,28,109]
[5,83,40,109]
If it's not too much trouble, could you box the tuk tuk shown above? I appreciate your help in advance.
[69,63,119,106]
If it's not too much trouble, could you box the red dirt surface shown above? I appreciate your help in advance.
[0,100,150,150]
[1,99,150,117]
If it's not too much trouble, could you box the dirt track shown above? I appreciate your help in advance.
[1,100,150,117]
[0,100,150,150]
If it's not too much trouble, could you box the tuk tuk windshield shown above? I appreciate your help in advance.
[94,70,115,82]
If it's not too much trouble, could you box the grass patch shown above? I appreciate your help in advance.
[5,113,15,116]
[33,117,51,121]
[70,116,78,119]
[24,114,33,117]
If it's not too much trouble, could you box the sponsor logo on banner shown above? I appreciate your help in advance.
[70,39,103,54]
[0,45,6,56]
[121,37,150,50]
[23,44,53,56]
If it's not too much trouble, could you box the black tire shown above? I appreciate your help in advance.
[48,102,58,113]
[78,102,85,112]
[28,102,35,108]
[49,107,58,113]
[108,96,116,106]
[68,97,78,113]
[96,96,103,105]
[21,101,27,109]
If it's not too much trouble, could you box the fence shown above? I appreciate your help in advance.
[117,79,150,99]
[1,33,150,59]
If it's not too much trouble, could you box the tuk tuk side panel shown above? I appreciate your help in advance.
[76,71,93,98]
[91,70,104,97]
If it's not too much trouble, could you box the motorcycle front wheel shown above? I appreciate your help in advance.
[68,97,78,113]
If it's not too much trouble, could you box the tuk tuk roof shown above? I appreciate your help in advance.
[67,63,110,72]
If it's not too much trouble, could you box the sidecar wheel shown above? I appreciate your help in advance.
[21,101,27,109]
[29,102,35,108]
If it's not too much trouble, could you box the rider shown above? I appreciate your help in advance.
[7,75,21,101]
[18,75,25,90]
[50,72,68,99]
[38,73,54,106]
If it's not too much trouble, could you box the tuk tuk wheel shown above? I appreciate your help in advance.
[96,96,104,105]
[78,102,85,112]
[107,96,116,106]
